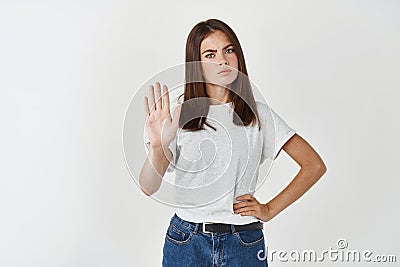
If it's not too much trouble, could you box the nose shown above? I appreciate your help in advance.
[217,53,228,65]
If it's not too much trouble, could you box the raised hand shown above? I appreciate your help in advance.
[144,82,181,149]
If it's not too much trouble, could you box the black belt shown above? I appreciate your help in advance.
[188,221,263,234]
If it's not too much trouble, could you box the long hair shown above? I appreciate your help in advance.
[179,19,261,131]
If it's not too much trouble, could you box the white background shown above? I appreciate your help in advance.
[1,0,399,266]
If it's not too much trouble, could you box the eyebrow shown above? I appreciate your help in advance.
[201,43,234,55]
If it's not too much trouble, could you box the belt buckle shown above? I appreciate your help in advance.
[202,222,213,234]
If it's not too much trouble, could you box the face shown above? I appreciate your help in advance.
[200,30,239,87]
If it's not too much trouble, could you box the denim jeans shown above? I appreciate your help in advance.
[162,213,268,267]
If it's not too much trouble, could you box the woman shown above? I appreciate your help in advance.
[139,19,327,267]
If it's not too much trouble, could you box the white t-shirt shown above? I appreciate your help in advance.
[150,101,296,225]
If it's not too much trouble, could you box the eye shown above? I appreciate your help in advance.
[205,53,214,59]
[226,48,235,54]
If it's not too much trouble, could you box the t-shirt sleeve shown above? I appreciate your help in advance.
[260,104,297,162]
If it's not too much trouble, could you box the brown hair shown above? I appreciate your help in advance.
[179,18,261,131]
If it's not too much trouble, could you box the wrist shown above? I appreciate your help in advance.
[264,202,276,222]
[150,143,163,150]
[149,143,171,157]
[149,141,168,150]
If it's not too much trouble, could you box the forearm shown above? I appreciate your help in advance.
[266,163,327,220]
[139,145,172,196]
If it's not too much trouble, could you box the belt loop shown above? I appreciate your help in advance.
[194,222,200,234]
[230,224,236,234]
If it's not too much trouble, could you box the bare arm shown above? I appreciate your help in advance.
[139,145,173,196]
[234,133,327,222]
[264,133,327,221]
[139,82,181,196]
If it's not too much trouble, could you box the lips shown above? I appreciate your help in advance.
[218,69,232,74]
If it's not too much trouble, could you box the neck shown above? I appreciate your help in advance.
[205,83,231,105]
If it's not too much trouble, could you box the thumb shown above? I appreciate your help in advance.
[171,104,182,125]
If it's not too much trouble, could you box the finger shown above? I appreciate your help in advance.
[144,96,150,117]
[162,84,170,113]
[155,82,162,110]
[233,201,256,210]
[236,194,253,201]
[233,203,258,212]
[148,85,156,112]
[235,206,257,214]
[238,210,256,216]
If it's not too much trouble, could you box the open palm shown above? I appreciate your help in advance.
[144,82,181,148]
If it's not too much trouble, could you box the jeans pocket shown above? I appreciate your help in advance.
[234,229,265,247]
[165,221,194,245]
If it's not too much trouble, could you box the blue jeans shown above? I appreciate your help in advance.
[162,213,268,267]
